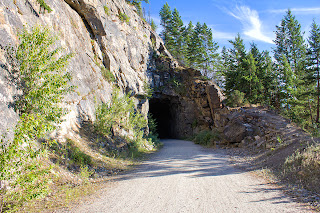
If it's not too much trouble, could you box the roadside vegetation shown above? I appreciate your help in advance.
[283,142,320,194]
[0,25,160,212]
[192,130,220,147]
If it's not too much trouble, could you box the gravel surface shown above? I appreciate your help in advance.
[63,140,312,213]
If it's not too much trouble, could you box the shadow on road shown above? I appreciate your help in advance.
[113,139,242,181]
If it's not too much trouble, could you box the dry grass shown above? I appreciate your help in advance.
[283,142,320,193]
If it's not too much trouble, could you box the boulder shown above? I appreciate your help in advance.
[223,121,251,143]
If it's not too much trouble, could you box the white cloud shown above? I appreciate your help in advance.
[212,30,235,40]
[269,7,320,14]
[207,24,235,40]
[227,6,274,44]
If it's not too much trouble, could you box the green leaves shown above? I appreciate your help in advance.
[95,89,147,138]
[1,25,73,210]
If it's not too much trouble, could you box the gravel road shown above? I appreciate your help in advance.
[68,140,311,213]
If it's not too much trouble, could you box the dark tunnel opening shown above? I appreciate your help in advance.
[149,98,176,139]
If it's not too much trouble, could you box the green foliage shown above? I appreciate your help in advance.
[48,139,92,168]
[283,142,320,193]
[101,67,115,82]
[36,0,52,13]
[104,6,110,16]
[222,35,276,105]
[118,12,130,24]
[125,0,149,18]
[143,81,153,98]
[0,25,72,211]
[227,90,246,107]
[95,89,147,138]
[147,114,160,144]
[94,56,115,82]
[159,4,219,77]
[94,89,160,159]
[150,19,157,31]
[306,20,320,124]
[193,130,220,147]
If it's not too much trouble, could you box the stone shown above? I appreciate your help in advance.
[223,121,247,143]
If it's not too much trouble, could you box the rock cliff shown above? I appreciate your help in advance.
[0,0,224,141]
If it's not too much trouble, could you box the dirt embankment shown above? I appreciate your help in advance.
[224,107,320,211]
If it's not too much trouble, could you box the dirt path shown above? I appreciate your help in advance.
[64,140,311,213]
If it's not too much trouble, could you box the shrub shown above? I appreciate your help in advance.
[94,56,115,82]
[103,6,110,16]
[283,143,320,192]
[36,0,52,13]
[227,90,246,107]
[143,81,153,98]
[118,12,130,24]
[101,67,115,82]
[193,130,220,147]
[95,89,147,138]
[0,25,73,211]
[94,89,160,159]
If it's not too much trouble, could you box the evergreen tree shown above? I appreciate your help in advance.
[184,21,195,66]
[307,20,320,123]
[188,22,205,69]
[159,3,173,51]
[224,34,247,95]
[126,0,149,17]
[249,43,276,104]
[273,9,307,121]
[201,23,219,78]
[170,8,185,62]
[150,19,157,31]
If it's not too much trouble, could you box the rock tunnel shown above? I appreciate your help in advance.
[149,97,178,139]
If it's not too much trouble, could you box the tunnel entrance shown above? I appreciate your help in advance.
[149,98,177,139]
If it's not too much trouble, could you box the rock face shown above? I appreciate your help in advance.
[0,0,225,141]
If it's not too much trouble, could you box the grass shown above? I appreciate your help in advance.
[283,142,320,193]
[193,129,220,147]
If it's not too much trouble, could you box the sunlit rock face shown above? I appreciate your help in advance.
[0,0,225,140]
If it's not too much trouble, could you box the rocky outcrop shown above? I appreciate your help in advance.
[148,55,225,138]
[0,0,225,141]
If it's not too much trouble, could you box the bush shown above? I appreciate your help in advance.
[227,90,246,107]
[283,143,320,193]
[94,89,160,159]
[193,130,220,147]
[104,6,110,16]
[118,12,130,24]
[0,25,72,211]
[36,0,52,13]
[95,89,147,138]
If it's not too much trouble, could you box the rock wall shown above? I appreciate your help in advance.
[0,0,225,141]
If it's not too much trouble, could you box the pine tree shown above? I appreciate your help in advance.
[249,43,276,104]
[184,21,194,66]
[273,9,307,121]
[170,8,185,62]
[307,20,320,123]
[150,19,157,31]
[159,3,173,51]
[201,23,219,78]
[225,34,247,94]
[188,22,205,69]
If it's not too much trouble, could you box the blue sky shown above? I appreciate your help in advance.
[142,0,320,52]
